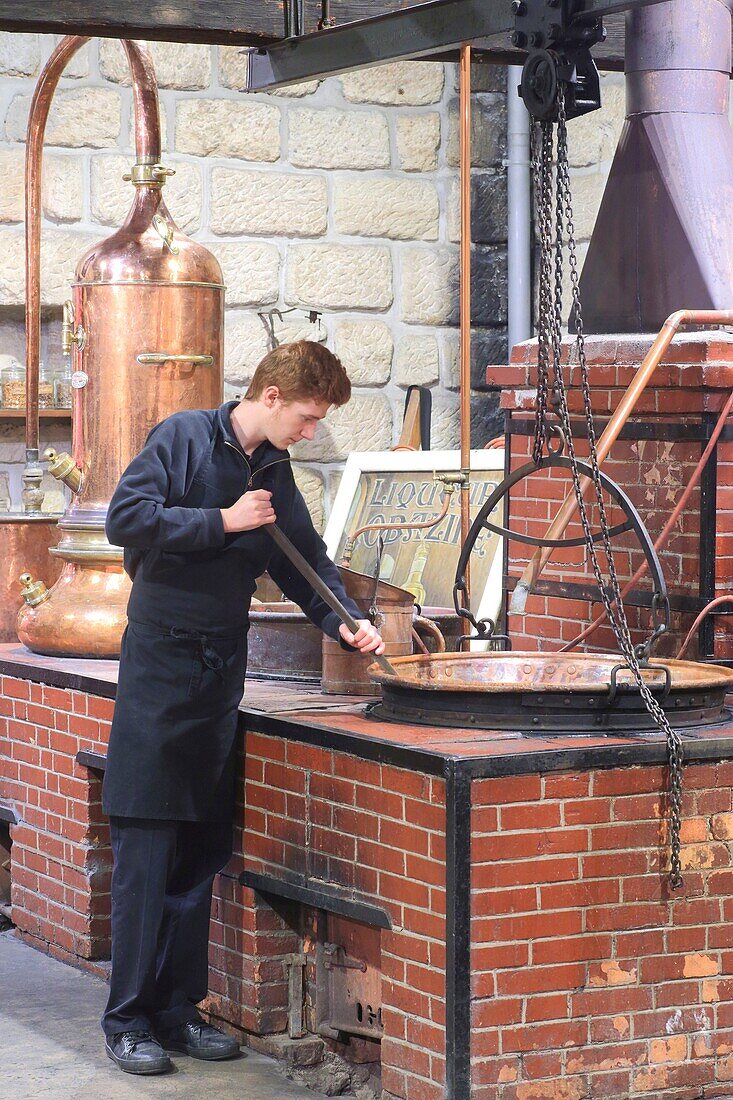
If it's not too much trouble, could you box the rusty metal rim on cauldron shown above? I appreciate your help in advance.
[366,652,733,733]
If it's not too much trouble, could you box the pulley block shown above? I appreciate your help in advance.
[513,0,604,120]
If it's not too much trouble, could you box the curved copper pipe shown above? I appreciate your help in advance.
[511,309,733,611]
[25,37,161,459]
[340,490,453,567]
[561,388,733,653]
[677,596,733,661]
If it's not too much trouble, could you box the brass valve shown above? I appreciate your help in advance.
[123,162,176,187]
[44,448,83,494]
[61,300,85,356]
[19,573,50,608]
[433,471,467,492]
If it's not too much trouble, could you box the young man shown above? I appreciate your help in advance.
[101,341,384,1075]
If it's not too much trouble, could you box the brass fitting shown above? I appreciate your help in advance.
[61,300,85,356]
[123,162,175,187]
[433,471,467,492]
[19,573,50,607]
[44,448,83,494]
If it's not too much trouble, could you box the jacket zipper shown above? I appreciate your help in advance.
[224,440,289,489]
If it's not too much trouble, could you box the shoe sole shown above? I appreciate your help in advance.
[106,1045,172,1075]
[160,1040,240,1061]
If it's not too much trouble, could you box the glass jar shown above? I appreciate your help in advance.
[37,363,54,410]
[53,365,73,409]
[0,363,25,408]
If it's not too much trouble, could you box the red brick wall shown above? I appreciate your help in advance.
[0,676,112,965]
[471,763,733,1099]
[7,669,733,1097]
[238,731,448,1099]
[491,335,733,659]
[0,675,448,1098]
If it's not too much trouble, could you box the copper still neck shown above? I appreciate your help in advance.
[24,36,162,473]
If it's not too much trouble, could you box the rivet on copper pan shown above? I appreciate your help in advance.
[523,663,532,674]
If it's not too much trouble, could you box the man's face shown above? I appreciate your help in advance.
[267,394,331,449]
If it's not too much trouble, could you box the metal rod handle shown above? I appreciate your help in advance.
[264,524,398,678]
[136,353,214,366]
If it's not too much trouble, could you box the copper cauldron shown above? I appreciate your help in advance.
[368,651,733,733]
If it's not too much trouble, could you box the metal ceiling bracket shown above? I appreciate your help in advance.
[243,0,675,93]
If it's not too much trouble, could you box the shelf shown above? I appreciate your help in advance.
[0,409,71,419]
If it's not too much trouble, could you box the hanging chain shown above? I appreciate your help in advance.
[532,88,684,889]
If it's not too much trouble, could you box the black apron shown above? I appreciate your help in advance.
[103,620,248,822]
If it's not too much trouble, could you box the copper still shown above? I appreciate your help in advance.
[17,37,224,658]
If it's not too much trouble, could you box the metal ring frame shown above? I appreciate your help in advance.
[452,454,671,648]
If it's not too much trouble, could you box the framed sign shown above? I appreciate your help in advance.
[324,449,506,627]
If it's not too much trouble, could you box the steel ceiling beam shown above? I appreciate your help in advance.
[245,0,675,90]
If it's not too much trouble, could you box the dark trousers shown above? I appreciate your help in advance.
[102,816,233,1037]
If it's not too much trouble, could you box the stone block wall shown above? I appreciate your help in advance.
[0,33,512,523]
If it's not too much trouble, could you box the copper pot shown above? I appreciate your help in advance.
[248,601,323,683]
[322,567,446,696]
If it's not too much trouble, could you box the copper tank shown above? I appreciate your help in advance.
[0,516,61,644]
[17,37,224,658]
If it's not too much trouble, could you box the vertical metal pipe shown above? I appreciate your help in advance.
[459,44,472,601]
[506,66,532,355]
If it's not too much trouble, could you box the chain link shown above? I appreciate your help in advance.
[532,87,684,889]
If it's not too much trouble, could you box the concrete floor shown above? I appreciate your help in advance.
[0,928,326,1100]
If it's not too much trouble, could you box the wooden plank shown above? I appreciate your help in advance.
[0,2,725,78]
[0,0,428,45]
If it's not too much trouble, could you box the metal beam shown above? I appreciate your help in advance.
[244,0,681,91]
[247,0,512,89]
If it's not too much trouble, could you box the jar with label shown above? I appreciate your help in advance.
[53,365,73,409]
[38,363,54,409]
[0,363,25,408]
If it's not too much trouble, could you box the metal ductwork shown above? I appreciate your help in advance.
[579,0,733,333]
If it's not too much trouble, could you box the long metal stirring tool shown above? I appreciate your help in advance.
[264,524,398,678]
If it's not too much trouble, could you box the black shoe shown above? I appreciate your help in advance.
[158,1019,240,1061]
[105,1031,172,1075]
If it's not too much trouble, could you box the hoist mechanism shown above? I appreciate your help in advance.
[514,0,605,120]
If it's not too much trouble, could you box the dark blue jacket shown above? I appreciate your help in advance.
[105,400,360,636]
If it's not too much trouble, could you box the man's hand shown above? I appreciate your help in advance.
[339,619,386,656]
[221,489,276,533]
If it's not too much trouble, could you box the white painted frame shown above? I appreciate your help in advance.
[324,449,506,631]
